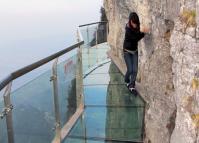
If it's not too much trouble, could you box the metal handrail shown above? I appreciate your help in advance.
[0,21,107,92]
[79,21,107,27]
[0,42,83,91]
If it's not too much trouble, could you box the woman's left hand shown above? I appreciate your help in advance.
[140,26,150,33]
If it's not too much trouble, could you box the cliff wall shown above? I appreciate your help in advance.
[104,0,199,142]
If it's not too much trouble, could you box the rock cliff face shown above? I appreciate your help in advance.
[104,0,199,142]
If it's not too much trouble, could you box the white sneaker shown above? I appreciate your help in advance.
[126,83,130,88]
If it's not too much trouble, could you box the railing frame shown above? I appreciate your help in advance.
[0,21,108,143]
[3,82,14,143]
[51,58,61,143]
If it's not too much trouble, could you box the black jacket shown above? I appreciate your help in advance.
[123,25,145,52]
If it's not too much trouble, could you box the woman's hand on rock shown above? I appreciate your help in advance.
[140,26,150,33]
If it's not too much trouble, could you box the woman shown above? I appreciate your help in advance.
[123,12,149,92]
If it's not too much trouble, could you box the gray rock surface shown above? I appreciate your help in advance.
[104,0,199,142]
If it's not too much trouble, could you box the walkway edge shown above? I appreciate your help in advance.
[61,104,84,141]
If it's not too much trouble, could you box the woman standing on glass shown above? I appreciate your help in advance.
[123,12,149,93]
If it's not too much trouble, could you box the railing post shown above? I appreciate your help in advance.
[79,114,87,142]
[86,26,89,47]
[3,82,14,143]
[77,29,84,108]
[51,58,61,143]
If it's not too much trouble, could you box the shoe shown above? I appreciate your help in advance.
[128,84,137,96]
[126,83,130,88]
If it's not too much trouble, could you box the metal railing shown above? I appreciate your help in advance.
[0,41,84,92]
[0,21,108,143]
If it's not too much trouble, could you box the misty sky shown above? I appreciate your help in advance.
[0,0,103,80]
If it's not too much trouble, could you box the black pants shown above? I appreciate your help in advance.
[123,51,138,87]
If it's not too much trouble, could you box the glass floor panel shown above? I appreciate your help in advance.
[83,59,109,73]
[67,107,144,142]
[84,85,144,107]
[83,61,121,78]
[82,48,109,54]
[63,42,145,142]
[83,60,111,75]
[89,62,120,75]
[83,73,124,85]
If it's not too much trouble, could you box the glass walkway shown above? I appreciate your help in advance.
[0,22,145,143]
[62,41,145,143]
[64,61,145,142]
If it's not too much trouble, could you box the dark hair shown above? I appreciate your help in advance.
[128,12,140,31]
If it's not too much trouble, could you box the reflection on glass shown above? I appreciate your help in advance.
[80,23,108,48]
[96,23,108,44]
[57,55,77,127]
[80,25,97,48]
[106,62,144,141]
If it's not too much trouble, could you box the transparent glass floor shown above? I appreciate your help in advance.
[63,61,145,143]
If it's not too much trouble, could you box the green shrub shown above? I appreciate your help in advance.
[181,9,197,27]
